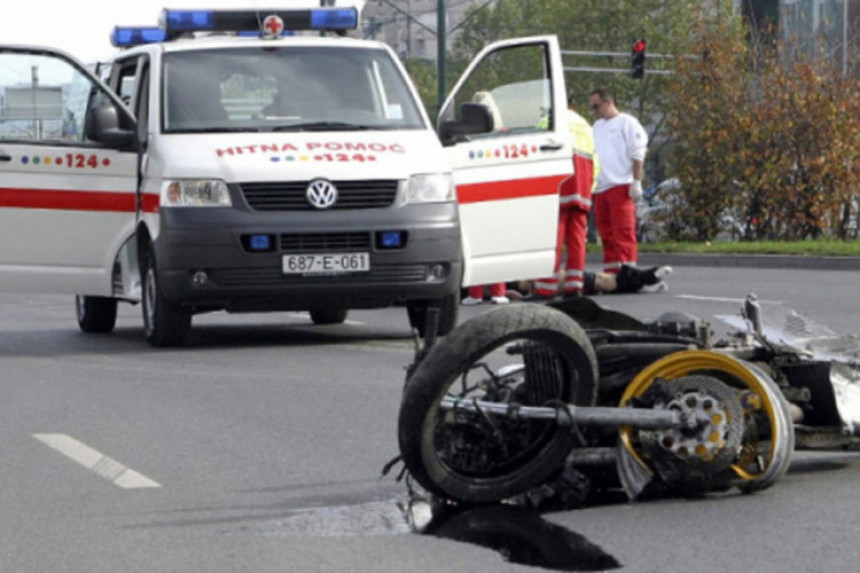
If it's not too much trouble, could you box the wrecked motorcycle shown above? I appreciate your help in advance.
[397,295,860,504]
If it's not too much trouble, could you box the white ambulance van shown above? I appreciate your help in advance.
[0,6,573,346]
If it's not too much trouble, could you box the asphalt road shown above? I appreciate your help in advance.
[1,263,859,572]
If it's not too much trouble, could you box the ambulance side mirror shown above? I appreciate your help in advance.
[438,102,493,146]
[85,98,137,149]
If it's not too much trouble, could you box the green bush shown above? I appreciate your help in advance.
[665,16,860,241]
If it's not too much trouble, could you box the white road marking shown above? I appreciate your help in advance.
[675,294,785,304]
[32,433,162,489]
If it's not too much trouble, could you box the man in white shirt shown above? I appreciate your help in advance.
[589,88,648,274]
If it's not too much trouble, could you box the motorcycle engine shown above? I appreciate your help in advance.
[647,311,709,342]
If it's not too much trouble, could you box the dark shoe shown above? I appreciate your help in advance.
[616,265,673,293]
[615,265,644,293]
[562,290,583,300]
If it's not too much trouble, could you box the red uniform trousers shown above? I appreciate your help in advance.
[468,283,506,299]
[593,184,637,273]
[534,206,588,296]
[534,156,593,297]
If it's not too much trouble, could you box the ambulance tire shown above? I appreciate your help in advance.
[407,294,458,338]
[142,248,191,347]
[309,309,348,325]
[75,295,118,333]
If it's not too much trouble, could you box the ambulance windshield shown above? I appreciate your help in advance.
[162,46,425,133]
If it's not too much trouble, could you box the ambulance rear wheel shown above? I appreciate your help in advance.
[75,296,118,333]
[142,248,191,347]
[309,308,348,325]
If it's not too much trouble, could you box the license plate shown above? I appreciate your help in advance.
[282,252,370,274]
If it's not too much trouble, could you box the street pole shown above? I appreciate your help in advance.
[437,0,446,114]
[405,0,411,58]
[844,0,848,75]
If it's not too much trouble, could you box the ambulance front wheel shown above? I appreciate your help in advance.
[407,294,458,338]
[309,308,348,325]
[141,247,191,347]
[75,296,118,333]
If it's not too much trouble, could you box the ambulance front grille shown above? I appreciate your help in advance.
[211,265,428,287]
[240,180,399,211]
[280,232,371,252]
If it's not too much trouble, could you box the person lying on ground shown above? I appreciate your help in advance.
[507,265,672,301]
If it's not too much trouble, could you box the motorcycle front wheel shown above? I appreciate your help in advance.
[398,304,598,503]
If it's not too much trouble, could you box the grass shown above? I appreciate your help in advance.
[588,239,860,257]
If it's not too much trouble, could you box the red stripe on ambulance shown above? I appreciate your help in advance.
[0,188,136,212]
[456,174,567,205]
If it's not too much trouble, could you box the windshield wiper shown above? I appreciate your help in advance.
[272,121,373,132]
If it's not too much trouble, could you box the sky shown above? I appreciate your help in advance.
[1,1,366,64]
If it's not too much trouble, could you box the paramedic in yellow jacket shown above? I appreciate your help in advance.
[533,91,597,298]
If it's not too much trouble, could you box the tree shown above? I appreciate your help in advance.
[402,59,440,118]
[665,13,860,241]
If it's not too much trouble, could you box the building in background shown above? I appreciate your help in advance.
[360,0,477,60]
[744,0,859,74]
[782,0,860,74]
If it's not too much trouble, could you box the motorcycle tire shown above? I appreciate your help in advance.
[619,350,794,496]
[398,304,598,504]
[736,360,795,494]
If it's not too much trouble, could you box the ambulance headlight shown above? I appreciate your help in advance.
[405,173,454,204]
[161,179,231,207]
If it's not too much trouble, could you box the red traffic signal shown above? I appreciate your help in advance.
[631,38,646,80]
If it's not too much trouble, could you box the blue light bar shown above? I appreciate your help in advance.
[310,9,358,30]
[110,27,168,48]
[158,8,358,35]
[160,10,216,32]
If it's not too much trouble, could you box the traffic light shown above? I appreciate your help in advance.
[631,38,646,80]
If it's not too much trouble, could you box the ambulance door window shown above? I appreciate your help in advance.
[97,62,113,84]
[134,63,150,142]
[439,43,552,140]
[0,48,140,296]
[0,51,98,144]
[106,57,142,109]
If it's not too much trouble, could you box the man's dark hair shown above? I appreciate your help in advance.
[567,89,577,106]
[591,87,614,103]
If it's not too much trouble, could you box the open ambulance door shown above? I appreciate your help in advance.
[440,36,571,287]
[0,47,138,296]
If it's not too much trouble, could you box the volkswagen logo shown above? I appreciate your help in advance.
[306,179,338,209]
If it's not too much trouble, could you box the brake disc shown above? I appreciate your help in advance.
[638,375,745,493]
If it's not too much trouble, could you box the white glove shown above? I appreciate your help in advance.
[629,180,643,201]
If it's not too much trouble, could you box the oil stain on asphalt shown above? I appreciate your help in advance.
[239,497,621,571]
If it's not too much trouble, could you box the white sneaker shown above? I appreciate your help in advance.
[654,266,673,280]
[491,296,510,305]
[640,281,668,293]
[461,296,483,306]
